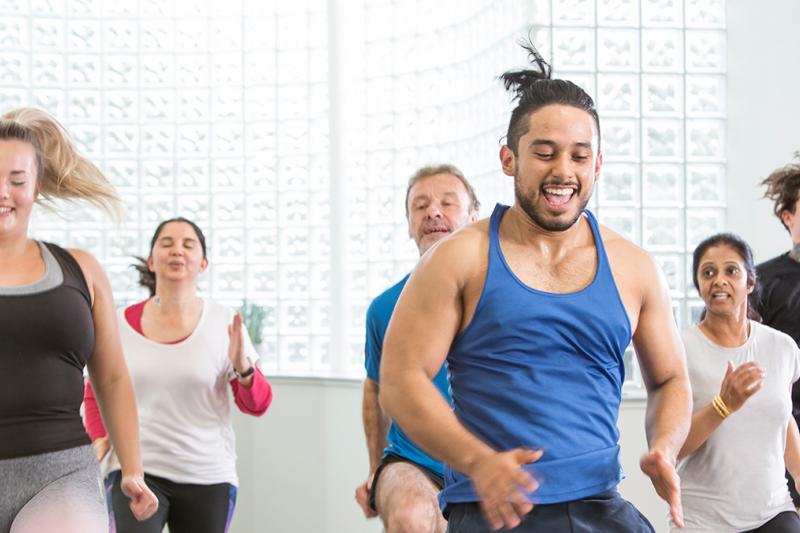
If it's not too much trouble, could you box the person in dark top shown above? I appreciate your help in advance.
[0,108,157,532]
[757,151,800,507]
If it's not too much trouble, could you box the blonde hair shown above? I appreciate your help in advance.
[0,107,121,216]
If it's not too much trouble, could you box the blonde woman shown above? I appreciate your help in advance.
[0,108,157,533]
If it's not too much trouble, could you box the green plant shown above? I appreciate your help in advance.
[238,301,266,346]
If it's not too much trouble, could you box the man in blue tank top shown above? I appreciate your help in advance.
[354,165,480,532]
[379,43,692,532]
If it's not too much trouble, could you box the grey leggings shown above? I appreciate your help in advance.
[0,445,107,533]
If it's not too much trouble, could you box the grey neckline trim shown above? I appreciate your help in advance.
[0,241,64,295]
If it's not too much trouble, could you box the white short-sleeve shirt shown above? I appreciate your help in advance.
[675,321,800,532]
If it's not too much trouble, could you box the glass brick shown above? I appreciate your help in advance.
[598,163,638,204]
[552,29,595,71]
[642,119,683,161]
[597,30,639,72]
[686,31,725,73]
[642,30,683,72]
[32,18,64,49]
[686,75,725,117]
[686,164,724,205]
[686,120,725,161]
[601,119,639,160]
[597,0,638,26]
[641,0,682,27]
[687,209,724,250]
[104,20,137,50]
[642,74,683,116]
[643,164,683,206]
[597,74,638,116]
[643,209,683,251]
[599,208,639,243]
[685,0,725,29]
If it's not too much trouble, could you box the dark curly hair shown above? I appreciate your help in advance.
[760,151,800,233]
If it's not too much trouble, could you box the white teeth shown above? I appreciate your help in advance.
[0,207,11,213]
[544,188,573,196]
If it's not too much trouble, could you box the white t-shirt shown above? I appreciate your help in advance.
[106,298,257,485]
[675,321,800,532]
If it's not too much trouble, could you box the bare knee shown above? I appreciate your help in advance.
[383,494,445,533]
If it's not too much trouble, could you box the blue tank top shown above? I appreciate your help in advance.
[440,204,631,511]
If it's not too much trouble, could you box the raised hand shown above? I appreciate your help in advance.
[120,474,159,521]
[719,360,764,413]
[640,448,683,527]
[468,448,542,531]
[227,312,250,374]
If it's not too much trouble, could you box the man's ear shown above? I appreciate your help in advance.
[500,145,516,177]
[594,150,603,182]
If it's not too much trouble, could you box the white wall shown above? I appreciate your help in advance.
[228,2,800,532]
[727,0,800,262]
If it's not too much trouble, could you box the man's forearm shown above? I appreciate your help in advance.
[381,369,494,476]
[645,374,692,460]
[362,379,388,472]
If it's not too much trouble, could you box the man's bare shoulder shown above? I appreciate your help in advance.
[417,218,490,282]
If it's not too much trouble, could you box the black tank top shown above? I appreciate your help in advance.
[0,242,94,458]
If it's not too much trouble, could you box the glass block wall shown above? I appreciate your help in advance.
[343,0,727,391]
[0,0,726,386]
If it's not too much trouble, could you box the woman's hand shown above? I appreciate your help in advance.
[227,313,252,377]
[719,360,765,413]
[120,474,159,521]
[91,436,110,462]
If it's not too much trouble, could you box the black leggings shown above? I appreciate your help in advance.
[744,511,800,533]
[106,471,237,533]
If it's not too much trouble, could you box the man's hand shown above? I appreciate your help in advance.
[121,474,159,521]
[467,448,542,531]
[354,472,378,518]
[640,449,683,527]
[91,436,110,462]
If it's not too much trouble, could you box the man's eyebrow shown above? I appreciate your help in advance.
[527,139,593,150]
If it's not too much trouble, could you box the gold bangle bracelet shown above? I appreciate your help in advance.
[712,394,731,419]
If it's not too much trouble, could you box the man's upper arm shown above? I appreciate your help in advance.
[631,252,688,391]
[381,238,469,383]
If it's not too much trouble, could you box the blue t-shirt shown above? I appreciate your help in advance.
[365,274,450,476]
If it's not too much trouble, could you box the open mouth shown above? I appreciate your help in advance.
[0,207,14,216]
[423,227,450,236]
[542,185,577,209]
[710,292,731,300]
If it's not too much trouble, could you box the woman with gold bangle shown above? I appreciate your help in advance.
[675,233,800,532]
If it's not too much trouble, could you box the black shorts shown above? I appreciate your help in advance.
[445,491,654,533]
[368,453,445,512]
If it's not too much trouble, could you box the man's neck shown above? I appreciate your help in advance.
[789,243,800,263]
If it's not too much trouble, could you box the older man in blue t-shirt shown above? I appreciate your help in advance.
[354,164,479,532]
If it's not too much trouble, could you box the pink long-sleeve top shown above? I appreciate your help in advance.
[83,299,272,440]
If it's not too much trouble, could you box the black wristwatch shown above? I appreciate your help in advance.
[234,358,256,379]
